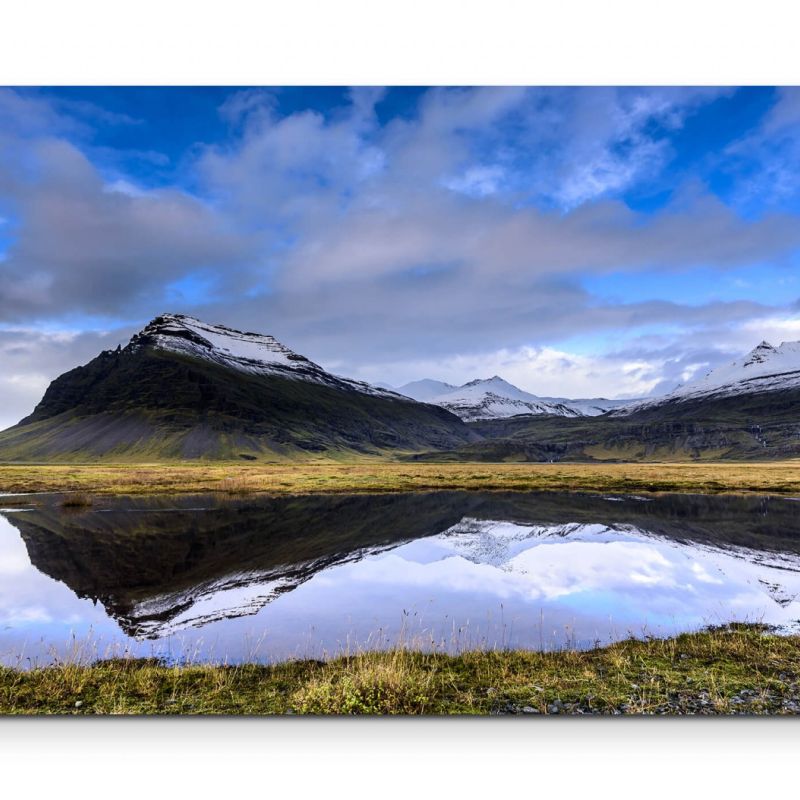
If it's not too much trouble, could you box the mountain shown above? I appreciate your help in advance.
[395,379,457,402]
[397,375,636,421]
[613,340,800,418]
[427,376,582,421]
[5,321,800,464]
[410,340,800,462]
[0,314,475,462]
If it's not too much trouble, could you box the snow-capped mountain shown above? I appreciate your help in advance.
[397,375,636,421]
[132,313,398,399]
[429,377,583,421]
[614,340,800,416]
[0,313,476,461]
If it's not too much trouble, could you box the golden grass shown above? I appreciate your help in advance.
[2,625,798,715]
[217,475,255,495]
[2,460,800,497]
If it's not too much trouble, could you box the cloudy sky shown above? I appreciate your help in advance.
[2,86,800,429]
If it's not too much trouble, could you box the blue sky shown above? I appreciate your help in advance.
[1,86,800,427]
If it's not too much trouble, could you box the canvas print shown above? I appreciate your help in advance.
[1,86,799,716]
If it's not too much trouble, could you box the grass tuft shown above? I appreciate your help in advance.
[60,492,93,508]
[217,475,253,495]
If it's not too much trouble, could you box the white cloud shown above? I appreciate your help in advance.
[103,178,148,197]
[349,345,672,399]
[0,138,257,321]
[443,165,505,197]
[741,314,800,343]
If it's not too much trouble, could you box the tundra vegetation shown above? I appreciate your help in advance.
[1,626,798,715]
[3,460,800,498]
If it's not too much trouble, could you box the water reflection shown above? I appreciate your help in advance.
[1,491,799,665]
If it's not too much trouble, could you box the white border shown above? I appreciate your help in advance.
[1,0,800,85]
[1,717,799,797]
[2,1,800,794]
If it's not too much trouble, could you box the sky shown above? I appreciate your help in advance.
[2,85,800,429]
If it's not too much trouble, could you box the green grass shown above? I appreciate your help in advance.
[2,626,798,715]
[4,460,800,497]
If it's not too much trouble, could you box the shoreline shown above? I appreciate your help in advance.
[2,626,798,715]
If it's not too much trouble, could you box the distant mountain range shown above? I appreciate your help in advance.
[419,339,800,463]
[395,376,636,421]
[1,314,799,462]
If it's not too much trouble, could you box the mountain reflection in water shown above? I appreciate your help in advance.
[1,491,799,665]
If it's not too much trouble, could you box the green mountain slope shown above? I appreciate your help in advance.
[0,318,475,463]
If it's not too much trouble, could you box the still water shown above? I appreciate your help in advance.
[1,491,799,666]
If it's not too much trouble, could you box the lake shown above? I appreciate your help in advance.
[1,491,799,666]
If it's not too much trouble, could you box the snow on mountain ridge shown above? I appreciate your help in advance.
[128,314,400,399]
[614,339,800,415]
[439,391,581,422]
[397,375,638,421]
[133,313,318,371]
[742,341,778,367]
[120,320,800,422]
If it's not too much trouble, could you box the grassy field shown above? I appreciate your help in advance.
[3,460,800,497]
[1,626,798,715]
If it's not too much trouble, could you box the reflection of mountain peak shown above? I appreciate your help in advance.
[440,518,641,568]
[122,572,304,638]
[419,517,800,618]
[122,545,403,639]
[441,518,542,567]
[8,492,472,639]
